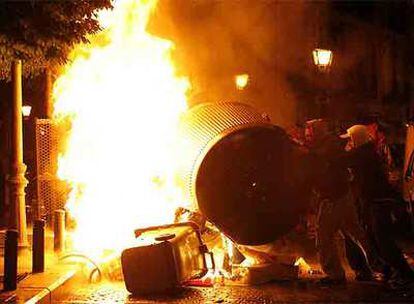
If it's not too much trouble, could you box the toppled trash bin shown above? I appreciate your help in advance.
[121,222,212,295]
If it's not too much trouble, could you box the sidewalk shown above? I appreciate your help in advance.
[0,228,57,283]
[0,229,79,304]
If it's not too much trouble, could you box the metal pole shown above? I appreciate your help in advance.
[3,229,18,291]
[8,60,28,247]
[54,209,65,252]
[32,219,45,273]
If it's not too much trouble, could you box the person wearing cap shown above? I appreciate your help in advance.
[341,124,414,289]
[305,120,374,285]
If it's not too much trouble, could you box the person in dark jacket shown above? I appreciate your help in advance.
[305,120,374,285]
[341,125,414,287]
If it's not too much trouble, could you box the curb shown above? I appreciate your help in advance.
[2,265,78,304]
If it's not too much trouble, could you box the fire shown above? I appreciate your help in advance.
[294,257,311,274]
[52,0,190,258]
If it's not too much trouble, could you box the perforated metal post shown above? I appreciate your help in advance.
[35,119,69,223]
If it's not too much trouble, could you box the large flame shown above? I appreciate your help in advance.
[53,0,189,258]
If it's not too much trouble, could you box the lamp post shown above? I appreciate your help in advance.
[312,48,333,118]
[8,60,28,247]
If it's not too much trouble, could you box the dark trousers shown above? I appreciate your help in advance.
[367,202,414,279]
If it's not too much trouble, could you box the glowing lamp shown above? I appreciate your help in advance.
[312,48,333,69]
[235,74,249,90]
[22,105,32,118]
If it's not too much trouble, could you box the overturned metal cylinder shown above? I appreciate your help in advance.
[178,102,310,245]
[4,229,18,291]
[53,209,66,252]
[32,220,45,273]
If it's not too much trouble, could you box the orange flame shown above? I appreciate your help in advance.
[294,257,311,273]
[53,0,190,258]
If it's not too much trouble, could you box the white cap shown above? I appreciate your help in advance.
[340,125,371,147]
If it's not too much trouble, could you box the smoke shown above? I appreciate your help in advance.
[149,0,328,127]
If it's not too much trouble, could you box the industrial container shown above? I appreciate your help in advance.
[177,102,310,245]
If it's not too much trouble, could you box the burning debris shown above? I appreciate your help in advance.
[44,0,315,295]
[51,97,312,293]
[2,0,414,301]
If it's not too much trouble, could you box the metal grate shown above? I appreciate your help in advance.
[177,102,269,207]
[35,119,69,222]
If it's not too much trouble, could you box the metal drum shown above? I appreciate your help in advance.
[178,102,309,245]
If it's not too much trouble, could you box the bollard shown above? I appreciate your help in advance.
[4,229,18,291]
[32,220,45,273]
[54,209,65,252]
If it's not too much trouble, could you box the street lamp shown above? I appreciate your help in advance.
[22,105,32,119]
[312,48,333,118]
[235,74,249,90]
[312,48,333,71]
